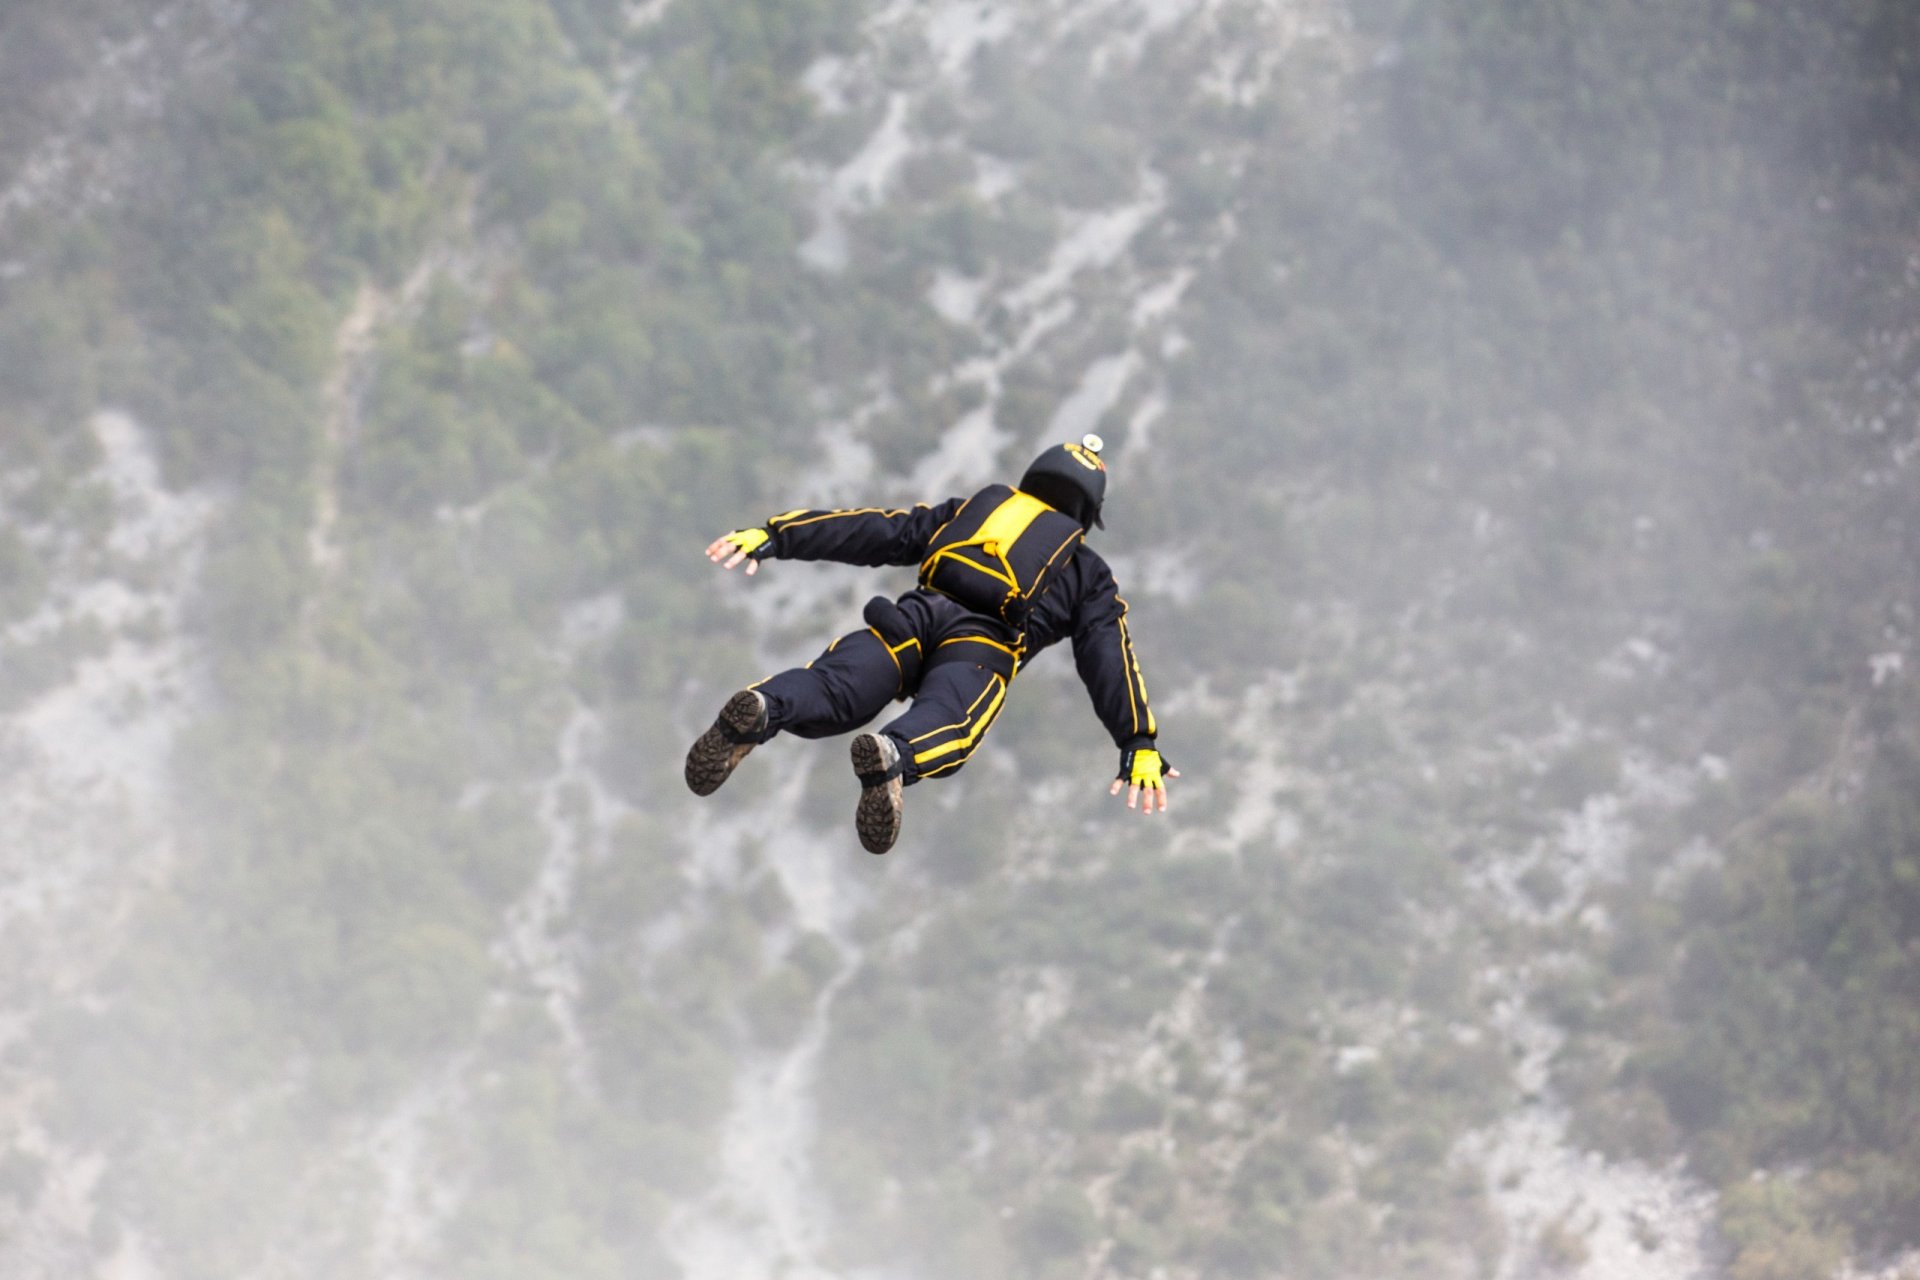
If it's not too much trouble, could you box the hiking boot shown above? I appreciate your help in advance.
[684,689,768,796]
[850,732,905,855]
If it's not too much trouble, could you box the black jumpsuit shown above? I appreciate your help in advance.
[744,493,1159,784]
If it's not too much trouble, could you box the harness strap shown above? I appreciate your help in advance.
[855,746,905,788]
[928,634,1019,681]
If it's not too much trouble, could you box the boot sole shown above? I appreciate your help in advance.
[850,733,903,855]
[684,690,765,796]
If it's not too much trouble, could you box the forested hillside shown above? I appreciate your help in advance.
[0,0,1915,1278]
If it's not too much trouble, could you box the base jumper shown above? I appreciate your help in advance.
[684,435,1174,854]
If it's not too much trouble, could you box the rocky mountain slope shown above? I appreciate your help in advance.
[1,1,1915,1278]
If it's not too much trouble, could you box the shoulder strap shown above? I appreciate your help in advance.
[971,490,1052,551]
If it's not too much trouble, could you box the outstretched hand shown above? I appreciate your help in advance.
[1111,746,1177,816]
[706,528,769,575]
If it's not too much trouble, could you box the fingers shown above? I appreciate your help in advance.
[1114,777,1172,813]
[1126,783,1166,813]
[1136,781,1170,814]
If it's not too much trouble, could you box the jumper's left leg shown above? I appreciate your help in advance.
[684,628,904,796]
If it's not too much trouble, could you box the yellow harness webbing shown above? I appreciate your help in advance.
[920,491,1052,595]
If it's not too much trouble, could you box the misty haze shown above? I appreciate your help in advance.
[0,1,1916,1278]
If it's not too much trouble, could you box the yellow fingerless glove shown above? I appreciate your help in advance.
[722,527,771,558]
[1118,746,1168,791]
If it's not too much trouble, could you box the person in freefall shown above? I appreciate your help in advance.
[684,434,1174,854]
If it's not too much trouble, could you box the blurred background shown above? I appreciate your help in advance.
[1,0,1916,1277]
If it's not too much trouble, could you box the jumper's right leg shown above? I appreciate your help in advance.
[850,731,905,855]
[851,648,1010,854]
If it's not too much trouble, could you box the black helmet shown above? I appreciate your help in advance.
[1019,434,1108,529]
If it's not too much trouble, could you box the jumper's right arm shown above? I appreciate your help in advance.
[708,499,964,574]
[1063,550,1176,814]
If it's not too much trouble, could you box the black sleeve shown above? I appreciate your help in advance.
[762,498,965,567]
[1066,550,1159,749]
